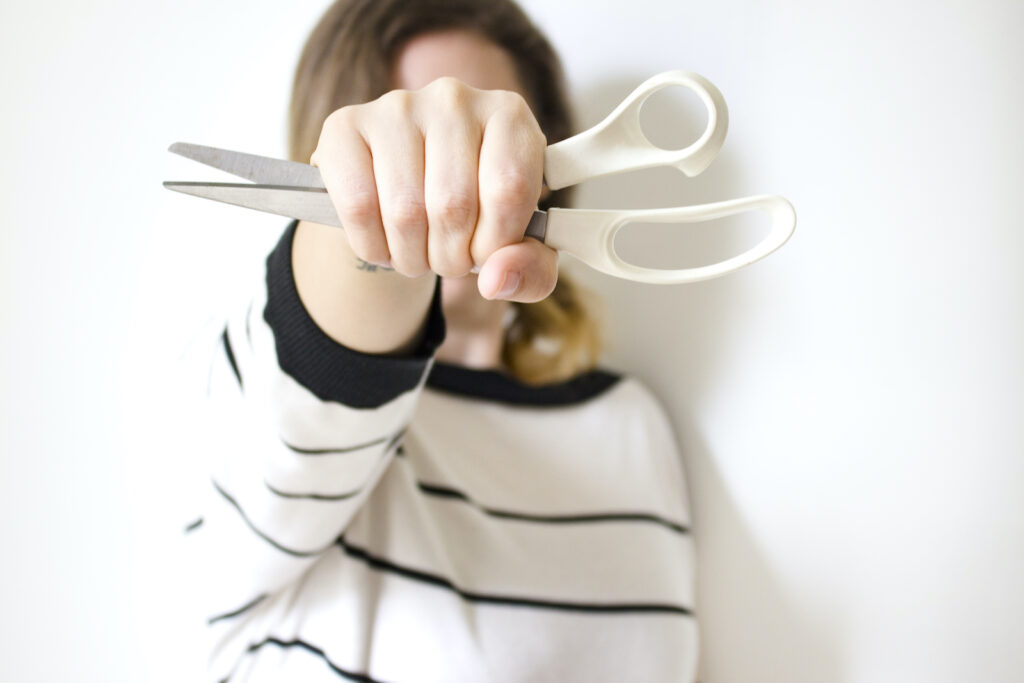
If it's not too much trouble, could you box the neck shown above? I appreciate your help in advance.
[435,282,510,370]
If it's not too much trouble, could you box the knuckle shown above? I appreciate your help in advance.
[325,105,358,126]
[313,108,361,166]
[483,169,538,209]
[494,91,544,142]
[339,188,379,226]
[428,76,468,101]
[386,196,427,234]
[494,88,527,110]
[502,91,540,124]
[378,88,413,114]
[321,106,360,139]
[429,191,476,230]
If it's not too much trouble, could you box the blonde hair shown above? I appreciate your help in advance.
[289,0,601,384]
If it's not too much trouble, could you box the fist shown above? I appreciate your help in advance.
[311,77,558,302]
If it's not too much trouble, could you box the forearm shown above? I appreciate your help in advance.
[292,219,437,355]
[183,222,447,621]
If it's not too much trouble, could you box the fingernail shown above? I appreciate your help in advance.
[495,271,521,299]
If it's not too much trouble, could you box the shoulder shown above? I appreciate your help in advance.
[606,376,679,449]
[591,372,674,425]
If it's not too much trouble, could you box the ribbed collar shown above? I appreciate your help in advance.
[426,361,621,407]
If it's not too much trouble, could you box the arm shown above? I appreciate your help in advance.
[183,222,446,627]
[293,77,558,356]
[292,220,436,356]
[182,78,556,626]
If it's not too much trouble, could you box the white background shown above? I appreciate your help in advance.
[2,1,1021,681]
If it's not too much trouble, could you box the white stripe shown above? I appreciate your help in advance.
[345,460,695,607]
[409,379,690,523]
[230,549,697,683]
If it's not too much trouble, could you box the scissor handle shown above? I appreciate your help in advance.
[543,70,728,190]
[543,195,796,284]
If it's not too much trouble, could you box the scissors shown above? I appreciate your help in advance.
[165,70,795,284]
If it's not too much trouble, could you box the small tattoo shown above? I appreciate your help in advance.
[356,258,392,272]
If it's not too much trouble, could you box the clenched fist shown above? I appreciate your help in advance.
[311,76,558,302]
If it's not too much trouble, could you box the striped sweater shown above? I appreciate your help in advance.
[184,223,698,682]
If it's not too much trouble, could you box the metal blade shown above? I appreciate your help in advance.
[168,142,324,188]
[165,180,551,243]
[163,182,341,227]
[524,210,548,242]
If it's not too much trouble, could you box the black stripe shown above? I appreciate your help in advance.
[386,429,406,450]
[264,479,362,502]
[184,517,204,533]
[222,328,242,388]
[281,428,405,456]
[212,479,331,558]
[207,593,267,626]
[416,481,690,535]
[221,637,390,683]
[337,537,693,617]
[426,361,621,406]
[266,434,403,499]
[282,435,388,456]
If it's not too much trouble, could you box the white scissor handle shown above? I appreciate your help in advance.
[543,195,796,284]
[543,70,728,190]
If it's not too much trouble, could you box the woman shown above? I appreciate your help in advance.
[185,1,697,680]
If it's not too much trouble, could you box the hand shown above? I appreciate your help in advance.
[310,77,558,302]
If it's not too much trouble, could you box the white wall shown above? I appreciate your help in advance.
[1,1,1020,681]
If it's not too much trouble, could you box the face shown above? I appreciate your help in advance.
[392,28,525,95]
[391,29,528,321]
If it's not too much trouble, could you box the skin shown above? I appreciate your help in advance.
[292,29,559,367]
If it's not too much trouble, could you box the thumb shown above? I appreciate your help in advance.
[476,238,558,303]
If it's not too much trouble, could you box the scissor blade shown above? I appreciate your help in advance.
[524,210,547,241]
[165,179,550,241]
[164,182,341,227]
[168,142,325,188]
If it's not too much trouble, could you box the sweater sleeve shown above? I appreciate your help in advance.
[181,221,445,626]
